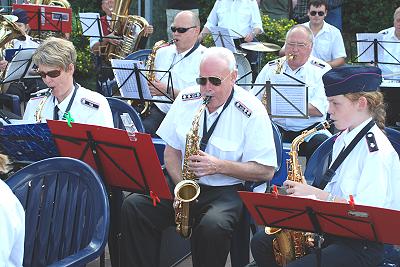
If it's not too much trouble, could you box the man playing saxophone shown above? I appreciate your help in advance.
[120,47,277,267]
[251,25,331,160]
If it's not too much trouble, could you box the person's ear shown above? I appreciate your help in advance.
[357,96,368,110]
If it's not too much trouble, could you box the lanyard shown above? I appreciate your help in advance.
[53,83,79,120]
[200,88,235,151]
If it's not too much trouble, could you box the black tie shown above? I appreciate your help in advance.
[53,105,60,120]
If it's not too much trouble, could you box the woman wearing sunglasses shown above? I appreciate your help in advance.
[22,37,114,128]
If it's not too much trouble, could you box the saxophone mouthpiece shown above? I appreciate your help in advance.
[169,39,176,44]
[315,119,332,131]
[287,54,295,60]
[203,95,212,104]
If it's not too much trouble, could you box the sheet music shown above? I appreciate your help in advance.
[356,33,384,63]
[3,48,38,83]
[120,113,138,134]
[79,12,102,37]
[270,74,308,118]
[209,26,237,53]
[111,59,152,100]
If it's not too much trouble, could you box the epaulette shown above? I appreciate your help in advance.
[30,88,50,100]
[310,60,326,69]
[268,59,278,66]
[81,98,99,109]
[365,132,379,152]
[234,101,252,118]
[182,92,201,101]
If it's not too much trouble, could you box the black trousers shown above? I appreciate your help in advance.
[141,104,166,136]
[251,230,384,267]
[120,184,244,267]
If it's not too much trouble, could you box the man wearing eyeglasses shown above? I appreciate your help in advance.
[23,37,114,128]
[120,47,277,267]
[142,10,207,136]
[252,24,331,161]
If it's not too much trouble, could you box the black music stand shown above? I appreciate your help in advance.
[210,26,238,54]
[110,59,175,104]
[239,191,400,267]
[1,48,38,86]
[47,119,172,199]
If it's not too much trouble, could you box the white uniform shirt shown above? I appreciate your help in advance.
[12,35,39,49]
[23,84,114,128]
[325,118,400,210]
[303,21,346,62]
[157,85,277,186]
[153,43,207,114]
[251,55,331,131]
[204,0,263,38]
[378,27,400,76]
[0,179,25,267]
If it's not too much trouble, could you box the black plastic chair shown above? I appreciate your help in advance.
[0,93,21,116]
[6,157,109,267]
[125,49,152,61]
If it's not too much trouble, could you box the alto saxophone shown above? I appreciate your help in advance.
[265,119,332,266]
[174,95,211,238]
[261,54,295,107]
[35,89,52,123]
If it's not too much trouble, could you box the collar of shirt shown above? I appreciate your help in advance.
[173,43,195,60]
[283,60,304,75]
[204,103,224,130]
[54,85,76,114]
[340,117,373,148]
[387,28,400,41]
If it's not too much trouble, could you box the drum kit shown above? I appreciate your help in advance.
[235,41,281,90]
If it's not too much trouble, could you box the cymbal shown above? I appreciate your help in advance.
[240,42,281,52]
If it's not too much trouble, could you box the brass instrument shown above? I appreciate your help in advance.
[174,95,211,238]
[0,153,11,174]
[104,0,149,60]
[265,120,332,266]
[261,54,295,106]
[35,88,52,122]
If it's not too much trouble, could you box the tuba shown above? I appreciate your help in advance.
[265,120,332,266]
[104,0,149,60]
[174,95,211,238]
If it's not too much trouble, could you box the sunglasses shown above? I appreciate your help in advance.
[37,69,62,78]
[196,73,231,86]
[170,26,196,33]
[310,11,325,16]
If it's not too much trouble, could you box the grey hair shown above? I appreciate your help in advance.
[285,24,314,44]
[32,37,77,70]
[394,6,400,20]
[201,47,237,71]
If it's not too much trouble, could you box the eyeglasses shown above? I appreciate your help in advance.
[310,11,325,16]
[286,42,310,48]
[196,73,231,86]
[37,69,61,78]
[170,26,196,33]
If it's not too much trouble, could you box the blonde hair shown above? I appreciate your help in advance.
[345,91,386,130]
[32,37,76,70]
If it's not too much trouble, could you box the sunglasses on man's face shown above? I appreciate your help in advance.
[170,26,196,33]
[310,11,325,16]
[196,73,231,86]
[37,69,62,79]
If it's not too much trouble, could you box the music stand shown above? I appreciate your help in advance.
[239,191,400,267]
[1,48,39,85]
[47,120,172,200]
[111,59,174,104]
[253,73,309,119]
[209,26,237,54]
[78,12,103,39]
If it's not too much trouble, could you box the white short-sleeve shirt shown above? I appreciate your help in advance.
[23,84,114,128]
[303,21,347,62]
[157,85,278,186]
[0,179,25,267]
[204,0,263,38]
[378,27,400,76]
[251,55,331,131]
[325,118,400,210]
[153,43,207,114]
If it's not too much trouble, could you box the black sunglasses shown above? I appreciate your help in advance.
[310,11,325,16]
[196,73,231,86]
[170,26,196,33]
[37,69,62,78]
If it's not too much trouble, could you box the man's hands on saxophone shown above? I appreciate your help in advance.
[187,151,219,177]
[283,180,347,203]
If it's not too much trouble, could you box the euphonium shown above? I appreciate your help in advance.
[105,0,149,60]
[174,95,211,238]
[265,119,332,266]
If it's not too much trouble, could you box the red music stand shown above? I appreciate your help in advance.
[239,191,400,266]
[47,120,172,200]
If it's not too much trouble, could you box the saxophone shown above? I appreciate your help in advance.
[35,88,52,122]
[261,54,295,107]
[174,95,211,238]
[265,119,332,266]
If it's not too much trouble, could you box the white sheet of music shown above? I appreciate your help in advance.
[356,33,384,63]
[210,26,237,54]
[111,59,153,100]
[3,48,38,83]
[270,74,308,118]
[79,12,102,37]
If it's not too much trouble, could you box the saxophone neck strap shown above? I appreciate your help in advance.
[200,88,234,151]
[318,120,375,190]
